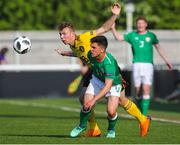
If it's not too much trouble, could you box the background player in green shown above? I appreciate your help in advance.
[70,36,151,138]
[111,16,173,115]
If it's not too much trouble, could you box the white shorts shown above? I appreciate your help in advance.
[85,75,121,97]
[132,63,153,87]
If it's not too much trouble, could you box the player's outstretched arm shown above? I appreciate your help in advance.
[111,22,124,41]
[55,48,76,57]
[154,44,173,70]
[96,3,121,36]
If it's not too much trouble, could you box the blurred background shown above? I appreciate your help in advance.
[0,0,180,101]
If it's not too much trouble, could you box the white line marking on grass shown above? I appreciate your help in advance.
[0,100,180,124]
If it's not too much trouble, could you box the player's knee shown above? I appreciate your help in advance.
[81,106,91,113]
[107,110,116,118]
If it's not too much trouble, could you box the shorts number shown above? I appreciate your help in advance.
[115,85,120,92]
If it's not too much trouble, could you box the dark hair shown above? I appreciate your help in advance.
[90,36,108,49]
[0,47,8,55]
[136,16,148,24]
[58,22,75,31]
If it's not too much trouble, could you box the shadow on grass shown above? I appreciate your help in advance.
[0,134,70,138]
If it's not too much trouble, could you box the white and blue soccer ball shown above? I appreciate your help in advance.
[13,36,31,54]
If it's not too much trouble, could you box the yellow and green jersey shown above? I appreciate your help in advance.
[124,31,159,63]
[70,31,96,67]
[88,51,122,86]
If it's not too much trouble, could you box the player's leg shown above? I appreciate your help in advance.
[81,69,101,137]
[133,63,143,107]
[80,93,95,129]
[106,95,119,138]
[70,76,100,137]
[85,109,101,137]
[140,63,153,115]
[140,84,151,115]
[70,93,94,137]
[119,90,151,137]
[67,75,82,94]
[106,84,121,138]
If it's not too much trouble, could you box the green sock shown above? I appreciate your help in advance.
[79,110,91,128]
[140,99,150,115]
[107,115,118,131]
[135,96,142,109]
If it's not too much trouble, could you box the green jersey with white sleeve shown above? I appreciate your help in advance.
[88,51,122,86]
[124,31,159,63]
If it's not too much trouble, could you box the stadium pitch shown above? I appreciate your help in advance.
[0,97,179,144]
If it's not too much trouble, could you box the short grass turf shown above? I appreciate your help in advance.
[0,97,179,144]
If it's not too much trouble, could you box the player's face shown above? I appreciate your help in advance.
[59,27,75,45]
[90,43,104,58]
[136,20,147,33]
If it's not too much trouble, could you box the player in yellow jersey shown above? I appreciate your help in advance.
[55,3,121,137]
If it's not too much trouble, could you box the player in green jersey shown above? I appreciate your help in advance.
[70,36,151,138]
[56,3,121,137]
[111,16,173,115]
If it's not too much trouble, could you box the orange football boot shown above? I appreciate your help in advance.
[140,116,151,137]
[86,129,101,137]
[85,123,101,137]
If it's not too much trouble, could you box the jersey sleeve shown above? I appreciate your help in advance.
[152,33,159,44]
[104,64,116,80]
[80,30,97,40]
[123,32,133,43]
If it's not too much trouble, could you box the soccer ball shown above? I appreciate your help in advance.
[13,36,31,54]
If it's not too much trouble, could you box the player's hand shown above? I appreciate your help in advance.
[111,3,121,16]
[55,48,64,56]
[167,62,173,71]
[84,99,96,110]
[111,22,116,30]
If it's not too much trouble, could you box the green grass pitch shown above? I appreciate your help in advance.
[0,97,179,144]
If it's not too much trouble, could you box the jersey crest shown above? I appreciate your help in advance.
[145,37,151,42]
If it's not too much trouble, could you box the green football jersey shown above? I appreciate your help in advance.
[124,31,159,63]
[88,51,122,85]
